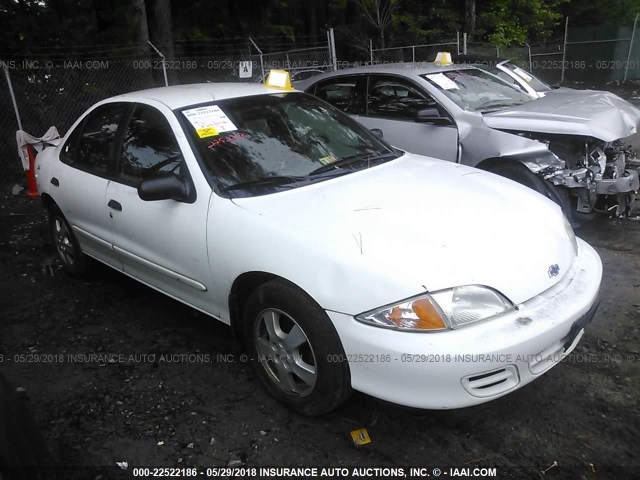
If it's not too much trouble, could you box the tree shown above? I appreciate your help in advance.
[355,0,401,48]
[479,0,568,46]
[131,0,150,55]
[464,0,476,36]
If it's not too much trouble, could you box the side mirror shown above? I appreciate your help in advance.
[370,128,384,139]
[137,175,189,202]
[415,108,453,126]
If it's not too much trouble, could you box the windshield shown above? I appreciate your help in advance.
[421,68,531,112]
[501,62,553,92]
[179,93,398,197]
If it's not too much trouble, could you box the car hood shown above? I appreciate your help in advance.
[483,90,640,142]
[232,153,576,305]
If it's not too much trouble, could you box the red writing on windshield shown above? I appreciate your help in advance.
[207,132,249,149]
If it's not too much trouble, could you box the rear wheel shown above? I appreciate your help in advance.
[486,162,573,221]
[243,279,351,415]
[49,208,90,276]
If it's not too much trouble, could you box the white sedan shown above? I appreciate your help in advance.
[35,74,602,415]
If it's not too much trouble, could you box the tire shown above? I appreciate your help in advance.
[49,208,90,276]
[487,162,573,221]
[243,279,351,415]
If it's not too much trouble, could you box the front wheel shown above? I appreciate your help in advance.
[486,162,573,221]
[243,279,351,415]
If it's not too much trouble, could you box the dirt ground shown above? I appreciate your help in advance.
[1,86,640,480]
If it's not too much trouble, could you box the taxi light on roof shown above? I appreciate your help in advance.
[265,69,294,90]
[434,52,453,66]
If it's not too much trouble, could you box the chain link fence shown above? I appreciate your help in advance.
[1,37,333,190]
[371,38,460,63]
[369,16,640,86]
[1,58,166,189]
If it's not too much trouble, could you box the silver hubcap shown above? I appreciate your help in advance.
[53,218,76,266]
[254,308,317,397]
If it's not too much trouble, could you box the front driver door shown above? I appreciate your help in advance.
[357,75,459,161]
[106,103,212,311]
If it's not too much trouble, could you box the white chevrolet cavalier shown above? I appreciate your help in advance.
[35,76,602,415]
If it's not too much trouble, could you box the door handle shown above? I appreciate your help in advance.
[107,199,122,211]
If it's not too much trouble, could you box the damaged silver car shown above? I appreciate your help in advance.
[298,63,640,217]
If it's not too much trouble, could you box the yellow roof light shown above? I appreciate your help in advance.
[434,52,453,66]
[265,69,294,90]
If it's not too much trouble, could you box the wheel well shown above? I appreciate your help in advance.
[228,272,278,341]
[40,193,57,213]
[476,157,516,171]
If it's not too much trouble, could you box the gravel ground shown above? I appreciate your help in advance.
[1,84,639,480]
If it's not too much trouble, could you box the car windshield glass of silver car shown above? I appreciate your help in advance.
[180,93,398,197]
[421,68,531,112]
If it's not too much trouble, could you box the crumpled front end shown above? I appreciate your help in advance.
[548,136,638,216]
[513,132,639,216]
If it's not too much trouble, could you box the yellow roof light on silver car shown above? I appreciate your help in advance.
[434,52,453,66]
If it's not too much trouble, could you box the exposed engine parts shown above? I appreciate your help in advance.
[516,132,639,217]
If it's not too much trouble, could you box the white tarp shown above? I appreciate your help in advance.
[16,127,61,170]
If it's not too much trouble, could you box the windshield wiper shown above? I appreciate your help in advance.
[223,175,307,192]
[309,151,397,176]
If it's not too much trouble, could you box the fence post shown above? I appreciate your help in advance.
[147,40,168,87]
[3,62,22,131]
[526,43,532,70]
[457,31,460,55]
[370,39,373,64]
[249,37,265,81]
[561,16,569,83]
[329,28,338,71]
[412,45,415,63]
[463,33,467,55]
[624,12,639,82]
[496,46,500,57]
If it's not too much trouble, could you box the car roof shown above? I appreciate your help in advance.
[454,54,510,65]
[296,62,477,86]
[111,82,292,110]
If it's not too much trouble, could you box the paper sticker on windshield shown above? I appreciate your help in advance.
[319,155,335,165]
[513,67,533,83]
[183,105,237,138]
[426,73,459,90]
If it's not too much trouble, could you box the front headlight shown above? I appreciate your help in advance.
[356,286,515,332]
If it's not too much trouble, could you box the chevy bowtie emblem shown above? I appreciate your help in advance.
[548,264,560,278]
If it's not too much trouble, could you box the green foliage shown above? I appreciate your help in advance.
[479,0,568,46]
[0,0,637,58]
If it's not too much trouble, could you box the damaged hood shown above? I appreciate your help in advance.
[233,153,576,306]
[483,90,640,142]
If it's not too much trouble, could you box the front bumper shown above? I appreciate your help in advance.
[326,238,602,409]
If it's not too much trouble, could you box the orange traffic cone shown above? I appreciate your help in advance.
[24,144,39,198]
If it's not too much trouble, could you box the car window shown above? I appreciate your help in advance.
[502,62,552,92]
[367,75,437,121]
[491,68,525,90]
[70,104,127,174]
[292,70,323,81]
[118,105,183,184]
[179,93,398,197]
[312,76,364,114]
[59,121,84,166]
